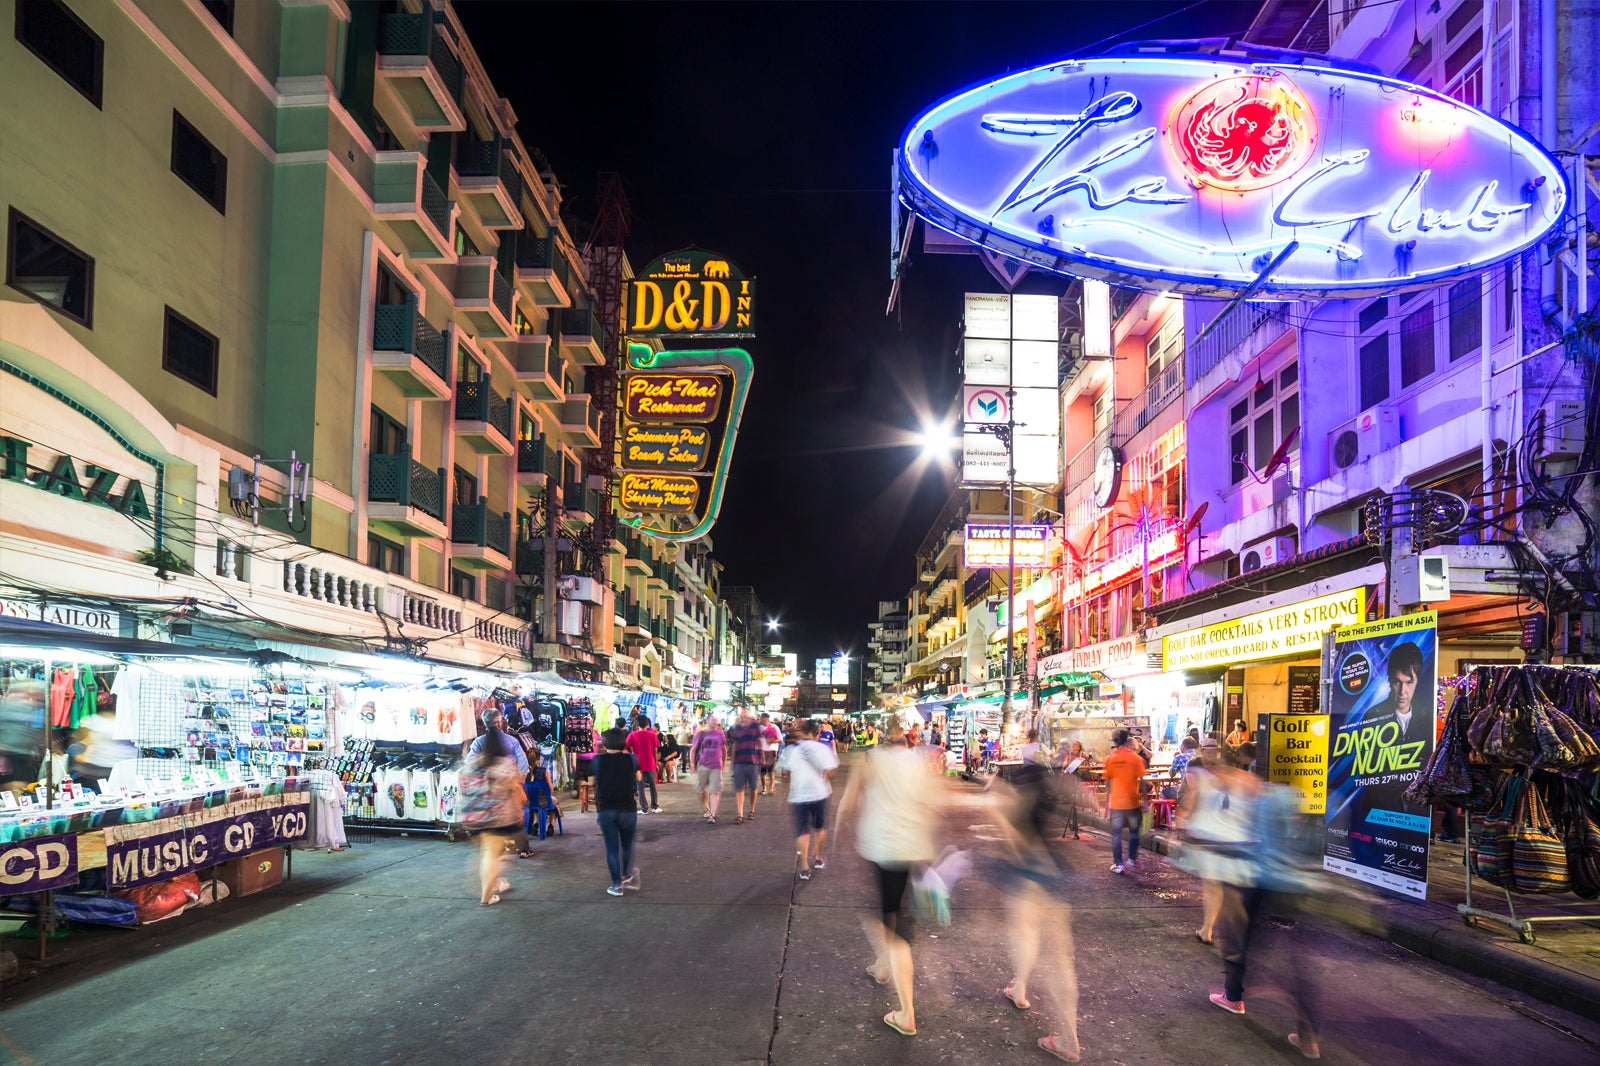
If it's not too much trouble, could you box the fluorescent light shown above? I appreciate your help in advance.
[0,645,118,666]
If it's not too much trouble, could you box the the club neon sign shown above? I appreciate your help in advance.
[897,49,1567,298]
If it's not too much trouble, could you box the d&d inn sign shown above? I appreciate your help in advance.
[2,435,152,518]
[627,250,756,338]
[896,46,1566,298]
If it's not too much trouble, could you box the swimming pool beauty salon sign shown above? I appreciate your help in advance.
[896,47,1567,298]
[626,249,756,338]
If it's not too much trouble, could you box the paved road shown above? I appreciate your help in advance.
[5,756,1600,1065]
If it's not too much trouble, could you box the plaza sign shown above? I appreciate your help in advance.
[1163,588,1366,671]
[897,49,1567,298]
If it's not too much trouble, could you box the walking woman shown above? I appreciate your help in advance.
[461,718,525,906]
[594,728,642,896]
[836,718,940,1038]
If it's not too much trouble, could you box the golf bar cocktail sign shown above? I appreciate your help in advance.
[896,48,1566,297]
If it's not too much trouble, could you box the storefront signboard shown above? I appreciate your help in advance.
[1,435,153,519]
[626,249,756,338]
[619,473,699,514]
[1079,527,1183,598]
[1287,664,1320,715]
[961,293,1060,487]
[1267,714,1330,814]
[964,523,1050,569]
[104,797,310,889]
[620,423,713,472]
[1162,588,1365,671]
[897,53,1567,298]
[0,832,79,892]
[1323,612,1437,899]
[0,597,121,636]
[1069,635,1143,675]
[623,374,725,423]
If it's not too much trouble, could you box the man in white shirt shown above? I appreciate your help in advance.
[779,719,840,880]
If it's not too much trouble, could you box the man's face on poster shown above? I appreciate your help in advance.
[1390,667,1419,714]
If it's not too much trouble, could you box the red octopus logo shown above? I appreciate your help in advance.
[1167,75,1317,193]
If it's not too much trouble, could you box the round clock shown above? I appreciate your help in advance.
[1093,445,1123,509]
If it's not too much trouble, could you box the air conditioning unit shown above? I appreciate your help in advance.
[557,600,586,639]
[1394,554,1451,605]
[1240,535,1295,573]
[556,575,602,605]
[1541,400,1586,460]
[1328,406,1399,472]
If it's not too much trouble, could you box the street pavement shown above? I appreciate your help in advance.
[4,754,1600,1066]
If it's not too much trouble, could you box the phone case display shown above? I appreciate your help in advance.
[133,669,329,782]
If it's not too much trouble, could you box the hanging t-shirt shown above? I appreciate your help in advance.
[437,769,461,823]
[528,700,563,745]
[49,668,75,728]
[408,768,439,822]
[111,665,144,741]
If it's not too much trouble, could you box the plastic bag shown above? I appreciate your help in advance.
[115,873,202,923]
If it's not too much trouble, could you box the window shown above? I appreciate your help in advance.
[457,351,484,383]
[200,0,234,35]
[1399,303,1435,388]
[367,534,406,576]
[1228,363,1299,484]
[450,568,476,602]
[1448,278,1482,362]
[171,111,227,213]
[1359,335,1390,409]
[453,466,478,505]
[6,209,93,325]
[162,307,218,394]
[1146,315,1181,384]
[454,227,480,258]
[14,0,102,107]
[514,308,536,336]
[1092,387,1113,439]
[370,406,406,455]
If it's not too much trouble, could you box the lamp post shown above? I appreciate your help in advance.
[974,415,1018,736]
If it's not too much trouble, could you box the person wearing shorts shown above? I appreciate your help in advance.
[780,719,839,879]
[758,713,782,795]
[727,709,765,823]
[690,717,726,823]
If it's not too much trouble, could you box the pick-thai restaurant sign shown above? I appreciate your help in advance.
[897,52,1567,298]
[964,523,1050,569]
[626,249,756,338]
[1162,588,1365,671]
[624,374,725,423]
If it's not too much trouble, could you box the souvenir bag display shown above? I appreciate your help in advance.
[1472,774,1520,887]
[1512,781,1570,894]
[1405,692,1474,805]
[1564,779,1600,900]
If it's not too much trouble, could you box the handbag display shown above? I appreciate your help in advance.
[1512,783,1570,894]
[1472,776,1519,887]
[1563,780,1600,900]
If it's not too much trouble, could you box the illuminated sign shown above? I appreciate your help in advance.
[710,664,748,684]
[620,423,712,472]
[619,473,700,513]
[961,293,1060,486]
[618,344,752,541]
[964,523,1051,569]
[626,249,756,338]
[623,373,725,423]
[1163,588,1366,671]
[898,52,1566,298]
[1080,527,1183,597]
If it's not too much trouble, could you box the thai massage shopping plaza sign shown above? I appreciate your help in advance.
[897,48,1567,298]
[627,249,756,338]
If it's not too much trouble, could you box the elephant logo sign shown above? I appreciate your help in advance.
[703,260,730,278]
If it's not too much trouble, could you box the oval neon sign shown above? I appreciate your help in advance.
[897,51,1567,298]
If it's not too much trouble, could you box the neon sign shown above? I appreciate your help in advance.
[964,523,1051,569]
[897,49,1567,298]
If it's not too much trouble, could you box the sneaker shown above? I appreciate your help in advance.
[1209,992,1245,1015]
[813,859,826,870]
[798,870,812,881]
[1110,863,1125,874]
[606,886,624,897]
[651,807,663,813]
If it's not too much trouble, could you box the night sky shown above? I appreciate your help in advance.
[458,1,1261,663]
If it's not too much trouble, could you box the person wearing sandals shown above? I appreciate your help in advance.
[836,718,939,1039]
[690,717,727,823]
[727,709,765,823]
[594,728,642,897]
[463,720,525,906]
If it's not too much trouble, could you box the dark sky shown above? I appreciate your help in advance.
[458,1,1261,664]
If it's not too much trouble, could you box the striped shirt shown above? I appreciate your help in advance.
[728,721,765,765]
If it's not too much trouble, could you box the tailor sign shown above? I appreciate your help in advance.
[897,51,1567,298]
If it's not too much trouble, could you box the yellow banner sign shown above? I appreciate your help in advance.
[623,373,724,423]
[1162,588,1365,671]
[620,423,712,472]
[1269,714,1330,813]
[625,249,756,338]
[619,473,700,514]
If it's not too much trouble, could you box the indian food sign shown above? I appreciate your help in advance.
[897,50,1567,298]
[626,249,756,338]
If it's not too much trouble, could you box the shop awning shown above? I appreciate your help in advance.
[0,616,257,662]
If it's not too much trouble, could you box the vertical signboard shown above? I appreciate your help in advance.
[1267,714,1330,814]
[961,293,1060,486]
[1323,612,1438,899]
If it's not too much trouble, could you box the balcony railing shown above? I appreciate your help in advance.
[455,380,513,440]
[372,299,448,382]
[564,482,601,517]
[516,539,542,575]
[455,138,524,206]
[452,497,512,557]
[517,435,556,476]
[560,306,603,347]
[420,172,451,240]
[1189,303,1283,385]
[367,454,445,520]
[1113,356,1184,441]
[515,232,573,281]
[376,12,463,102]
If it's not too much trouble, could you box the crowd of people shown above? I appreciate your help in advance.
[456,707,1321,1063]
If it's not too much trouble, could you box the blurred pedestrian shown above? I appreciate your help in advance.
[1018,728,1045,765]
[594,728,642,897]
[780,719,839,879]
[819,717,838,755]
[728,708,765,823]
[759,713,782,795]
[836,719,939,1038]
[1176,737,1256,944]
[690,716,727,823]
[1208,781,1322,1060]
[626,716,661,813]
[1102,728,1145,874]
[459,716,524,906]
[993,761,1080,1063]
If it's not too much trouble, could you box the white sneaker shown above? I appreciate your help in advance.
[1111,863,1125,874]
[651,807,662,813]
[813,859,826,870]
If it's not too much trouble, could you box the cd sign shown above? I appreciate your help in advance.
[897,51,1567,298]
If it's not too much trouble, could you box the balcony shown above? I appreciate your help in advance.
[563,481,601,523]
[622,602,651,644]
[374,12,465,131]
[454,137,524,230]
[451,497,512,571]
[370,299,450,399]
[512,233,574,308]
[1114,356,1185,443]
[367,453,447,538]
[515,539,543,576]
[516,435,556,485]
[372,154,455,261]
[512,333,564,401]
[557,394,602,448]
[623,543,651,575]
[557,307,606,365]
[453,256,516,339]
[454,380,514,455]
[1189,303,1288,387]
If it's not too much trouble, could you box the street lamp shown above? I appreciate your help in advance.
[971,415,1019,736]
